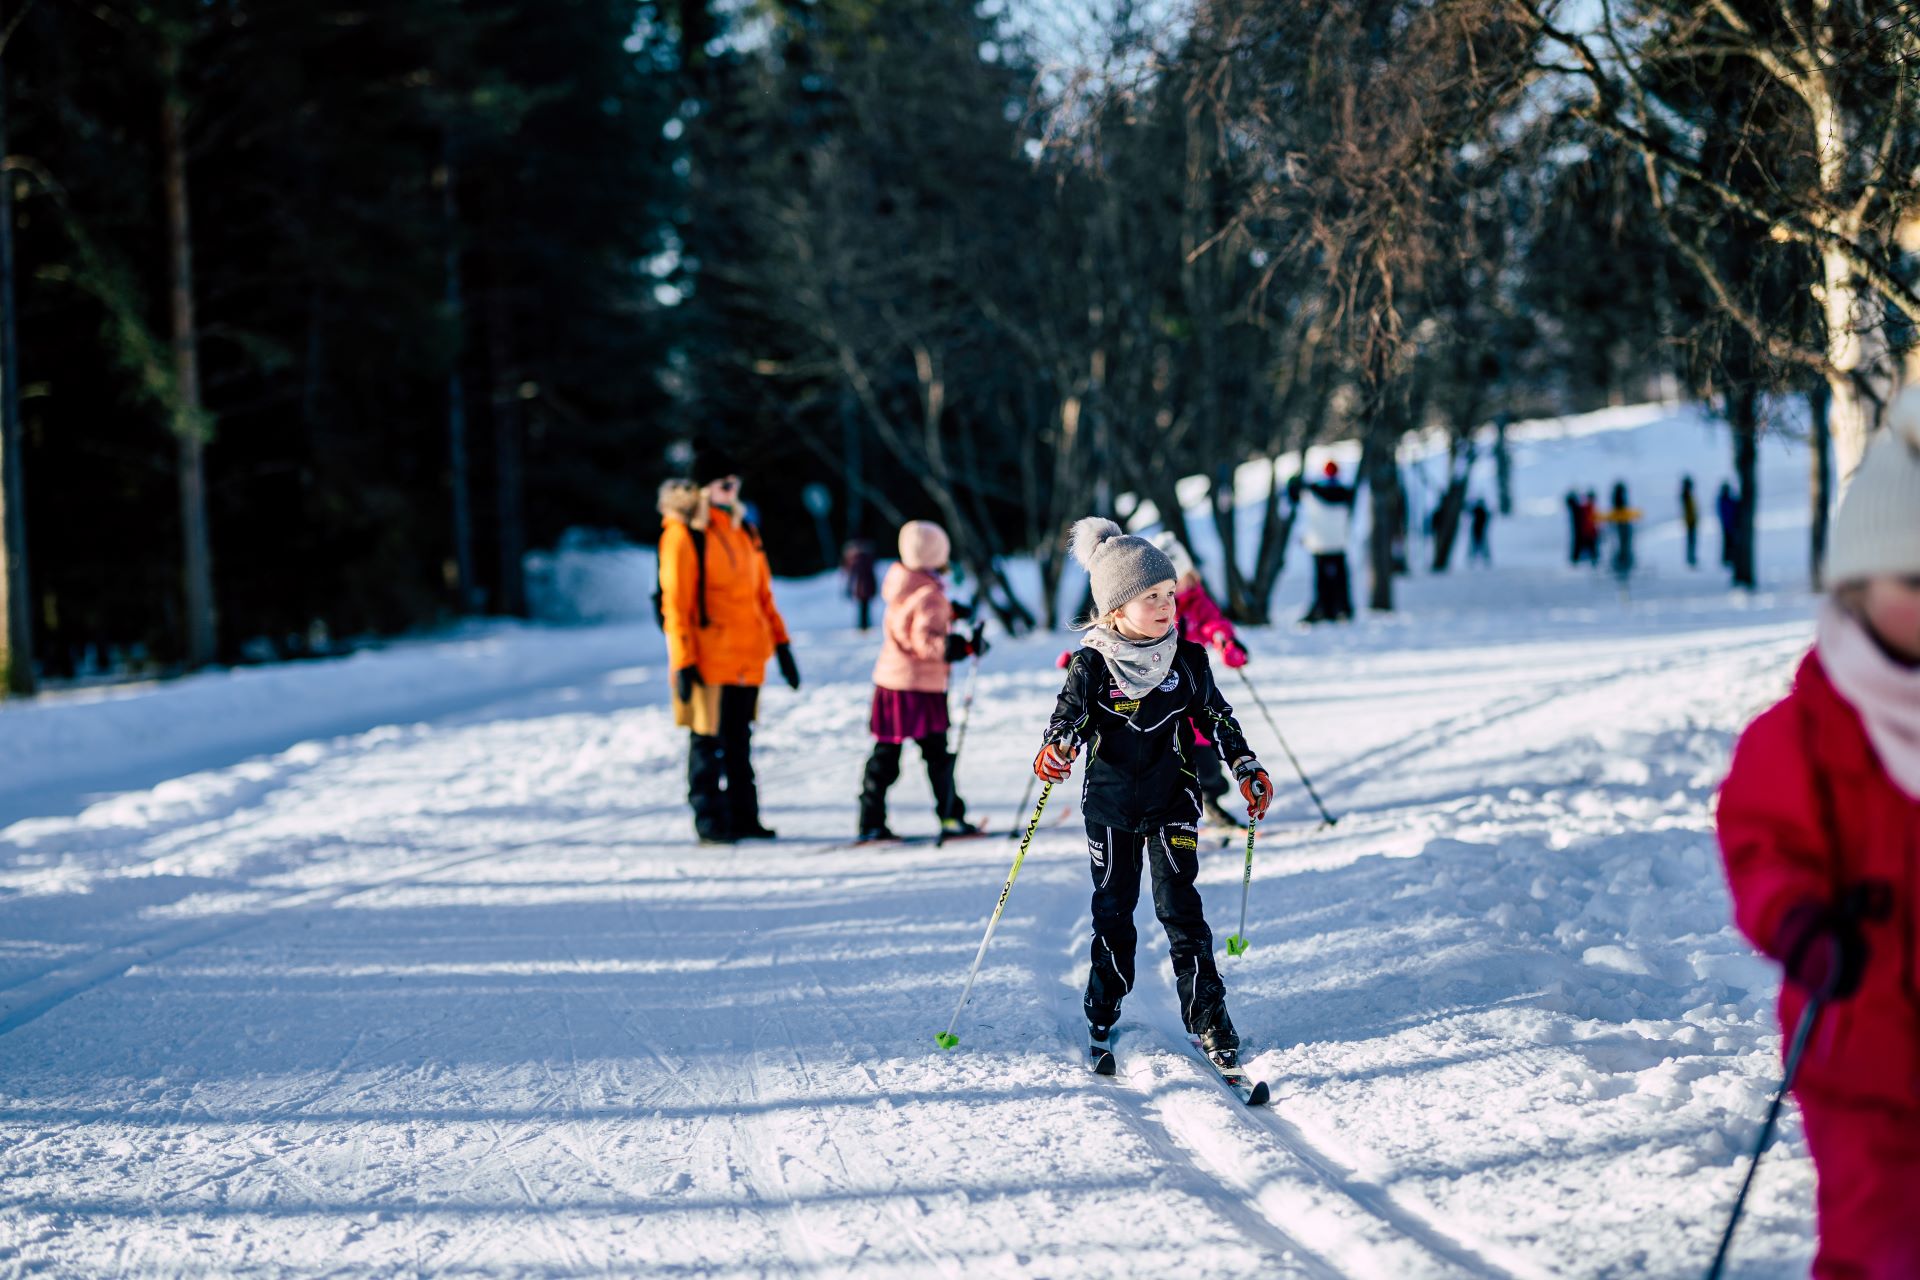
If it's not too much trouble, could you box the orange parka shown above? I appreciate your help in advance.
[658,480,791,730]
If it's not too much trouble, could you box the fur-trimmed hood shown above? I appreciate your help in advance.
[657,478,708,530]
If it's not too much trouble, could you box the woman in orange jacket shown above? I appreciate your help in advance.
[657,448,800,844]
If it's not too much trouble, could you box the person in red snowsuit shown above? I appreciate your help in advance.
[1151,533,1249,832]
[1717,398,1920,1278]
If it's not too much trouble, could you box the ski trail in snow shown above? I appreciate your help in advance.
[0,810,641,1039]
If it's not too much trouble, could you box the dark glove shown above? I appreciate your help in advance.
[943,631,990,663]
[1776,899,1868,1001]
[1233,758,1273,821]
[775,642,801,691]
[675,665,703,703]
[951,598,976,621]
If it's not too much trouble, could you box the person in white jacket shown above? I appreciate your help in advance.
[1300,461,1356,623]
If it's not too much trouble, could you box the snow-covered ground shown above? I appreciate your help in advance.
[0,402,1827,1277]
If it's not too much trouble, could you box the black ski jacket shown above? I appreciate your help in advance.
[1044,639,1254,833]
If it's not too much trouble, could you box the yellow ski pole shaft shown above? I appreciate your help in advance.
[937,781,1053,1049]
[1227,816,1256,956]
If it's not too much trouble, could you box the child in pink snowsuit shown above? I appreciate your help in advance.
[1152,534,1249,831]
[1717,396,1920,1277]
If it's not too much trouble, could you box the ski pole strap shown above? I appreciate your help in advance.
[937,782,1053,1049]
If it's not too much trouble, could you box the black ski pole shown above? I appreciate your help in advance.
[938,623,987,848]
[1009,772,1037,840]
[1234,667,1337,827]
[1705,996,1824,1280]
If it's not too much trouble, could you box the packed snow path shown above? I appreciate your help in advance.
[1,407,1831,1276]
[1,600,1821,1278]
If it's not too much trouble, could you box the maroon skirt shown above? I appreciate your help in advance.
[870,687,950,744]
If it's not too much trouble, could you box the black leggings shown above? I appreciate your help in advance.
[859,736,964,829]
[1083,820,1228,1035]
[687,685,760,838]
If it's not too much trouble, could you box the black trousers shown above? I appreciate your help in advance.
[688,685,761,839]
[859,735,964,829]
[1083,820,1229,1036]
[1685,523,1698,566]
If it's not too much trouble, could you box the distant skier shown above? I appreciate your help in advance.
[1717,480,1742,575]
[1034,518,1271,1066]
[1717,397,1920,1277]
[1151,532,1251,834]
[1301,461,1356,623]
[1564,490,1582,565]
[856,521,984,843]
[1576,489,1602,566]
[1467,498,1492,566]
[841,538,878,631]
[1601,482,1641,582]
[658,449,800,845]
[1679,475,1700,568]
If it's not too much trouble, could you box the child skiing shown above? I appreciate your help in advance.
[1035,518,1272,1066]
[1717,395,1920,1277]
[857,520,986,842]
[1150,531,1251,834]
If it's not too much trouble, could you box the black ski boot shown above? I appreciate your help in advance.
[1197,1019,1240,1067]
[856,825,897,844]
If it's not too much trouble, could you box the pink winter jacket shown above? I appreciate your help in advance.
[871,566,953,694]
[1175,581,1237,653]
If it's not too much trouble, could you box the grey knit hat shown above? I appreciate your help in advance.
[1070,517,1178,617]
[1827,387,1920,584]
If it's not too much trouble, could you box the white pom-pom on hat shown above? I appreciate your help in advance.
[1069,516,1124,570]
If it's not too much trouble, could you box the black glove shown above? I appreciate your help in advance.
[1777,900,1868,1001]
[943,633,972,663]
[776,642,801,690]
[950,598,977,621]
[675,665,702,703]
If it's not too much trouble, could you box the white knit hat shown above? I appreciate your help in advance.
[1827,387,1920,584]
[1149,532,1197,581]
[897,520,950,572]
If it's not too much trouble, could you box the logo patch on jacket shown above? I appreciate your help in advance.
[1157,673,1180,693]
[1111,699,1140,714]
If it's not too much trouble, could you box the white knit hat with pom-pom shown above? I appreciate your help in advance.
[1069,517,1178,617]
[1828,387,1920,585]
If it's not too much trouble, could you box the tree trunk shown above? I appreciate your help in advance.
[1730,385,1759,590]
[162,43,216,669]
[0,30,32,696]
[442,133,478,613]
[1429,431,1475,572]
[1809,382,1832,591]
[487,243,527,618]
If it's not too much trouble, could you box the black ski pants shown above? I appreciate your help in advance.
[688,685,761,839]
[1083,820,1229,1037]
[859,735,964,830]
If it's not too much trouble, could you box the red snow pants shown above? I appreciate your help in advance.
[1799,1093,1920,1278]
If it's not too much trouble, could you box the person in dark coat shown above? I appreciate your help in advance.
[1300,461,1356,622]
[1564,490,1582,565]
[1679,476,1700,568]
[1467,498,1492,566]
[1717,481,1741,571]
[841,538,878,631]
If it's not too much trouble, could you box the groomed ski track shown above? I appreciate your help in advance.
[0,594,1820,1278]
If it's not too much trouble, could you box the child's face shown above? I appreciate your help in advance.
[1113,580,1178,640]
[1863,576,1920,665]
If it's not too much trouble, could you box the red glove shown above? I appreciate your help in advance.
[1034,740,1077,782]
[1056,650,1073,669]
[1220,639,1248,669]
[1234,760,1272,821]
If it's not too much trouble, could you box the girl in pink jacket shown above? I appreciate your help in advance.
[1152,533,1249,832]
[857,521,986,842]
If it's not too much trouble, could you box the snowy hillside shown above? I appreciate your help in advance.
[0,402,1826,1277]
